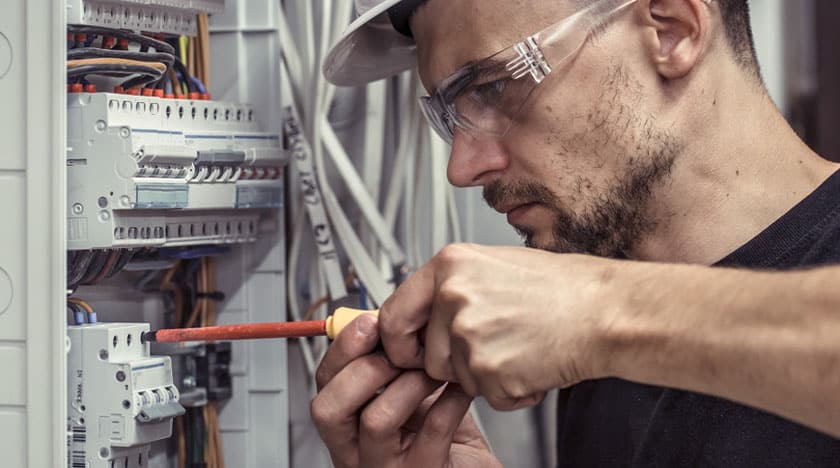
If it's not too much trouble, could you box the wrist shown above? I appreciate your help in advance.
[590,259,677,382]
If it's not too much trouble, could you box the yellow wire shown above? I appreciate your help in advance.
[67,297,94,314]
[66,58,166,72]
[179,36,190,95]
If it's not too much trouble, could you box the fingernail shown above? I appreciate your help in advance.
[356,314,377,337]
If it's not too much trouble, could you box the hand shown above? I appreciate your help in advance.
[310,314,501,468]
[380,244,619,410]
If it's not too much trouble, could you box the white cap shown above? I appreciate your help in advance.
[323,0,420,87]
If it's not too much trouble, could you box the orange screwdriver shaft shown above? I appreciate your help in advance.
[143,320,328,343]
[141,308,379,343]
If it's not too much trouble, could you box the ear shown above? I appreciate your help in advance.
[637,0,712,80]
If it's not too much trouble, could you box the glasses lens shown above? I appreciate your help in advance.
[419,96,455,144]
[451,62,538,137]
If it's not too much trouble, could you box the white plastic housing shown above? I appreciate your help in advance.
[67,323,183,468]
[67,92,287,250]
[66,0,225,35]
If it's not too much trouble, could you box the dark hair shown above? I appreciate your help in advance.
[716,0,760,77]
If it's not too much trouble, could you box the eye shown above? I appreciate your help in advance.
[467,78,509,104]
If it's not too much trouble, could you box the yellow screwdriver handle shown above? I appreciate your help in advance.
[325,307,380,340]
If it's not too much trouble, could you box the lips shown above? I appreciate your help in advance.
[505,202,539,225]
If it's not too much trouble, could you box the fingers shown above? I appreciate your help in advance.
[358,371,443,466]
[423,298,456,382]
[406,383,474,466]
[380,261,436,368]
[448,343,480,397]
[316,314,380,391]
[311,352,401,457]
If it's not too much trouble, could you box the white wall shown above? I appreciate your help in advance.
[751,0,787,113]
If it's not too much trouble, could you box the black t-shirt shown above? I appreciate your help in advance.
[556,170,840,467]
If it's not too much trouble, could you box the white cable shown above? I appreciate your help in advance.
[284,103,348,300]
[429,126,449,253]
[384,73,420,227]
[320,115,406,266]
[307,0,397,305]
[276,6,305,108]
[287,209,318,382]
[287,207,306,324]
[361,80,387,251]
[297,1,319,89]
[407,128,423,266]
[322,189,395,305]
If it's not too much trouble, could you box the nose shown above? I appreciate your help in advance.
[446,128,510,187]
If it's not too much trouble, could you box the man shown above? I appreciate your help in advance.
[312,0,840,466]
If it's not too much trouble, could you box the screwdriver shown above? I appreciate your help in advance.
[140,307,379,343]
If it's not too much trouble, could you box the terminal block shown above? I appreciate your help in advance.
[67,323,185,468]
[67,92,287,250]
[66,0,225,35]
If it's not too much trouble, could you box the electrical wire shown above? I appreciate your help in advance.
[67,63,164,88]
[68,297,97,324]
[87,249,120,284]
[67,250,94,288]
[67,48,174,67]
[76,250,112,286]
[67,25,176,55]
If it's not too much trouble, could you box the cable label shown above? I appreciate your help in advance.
[283,108,348,300]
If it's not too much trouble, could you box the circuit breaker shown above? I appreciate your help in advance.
[67,323,185,468]
[66,91,286,251]
[66,0,225,36]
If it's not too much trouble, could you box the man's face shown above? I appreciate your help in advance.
[412,0,680,256]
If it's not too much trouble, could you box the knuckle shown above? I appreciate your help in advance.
[436,282,467,307]
[387,347,417,369]
[360,405,397,437]
[310,395,338,429]
[450,315,480,339]
[500,380,529,400]
[435,243,469,266]
[468,352,500,377]
[423,408,455,440]
[424,356,451,382]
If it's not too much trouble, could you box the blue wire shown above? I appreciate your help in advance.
[357,280,368,310]
[188,76,208,95]
[88,312,98,324]
[69,303,86,325]
[158,246,230,260]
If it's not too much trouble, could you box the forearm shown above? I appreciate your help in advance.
[603,263,840,438]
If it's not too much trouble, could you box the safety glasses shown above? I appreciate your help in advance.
[419,0,638,144]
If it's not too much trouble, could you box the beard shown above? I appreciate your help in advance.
[483,67,678,257]
[483,153,674,256]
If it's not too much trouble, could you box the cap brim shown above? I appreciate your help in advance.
[323,0,418,87]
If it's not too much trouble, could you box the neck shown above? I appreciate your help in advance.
[630,65,839,265]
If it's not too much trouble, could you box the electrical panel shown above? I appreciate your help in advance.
[67,323,184,468]
[67,91,286,251]
[66,0,224,35]
[60,0,291,465]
